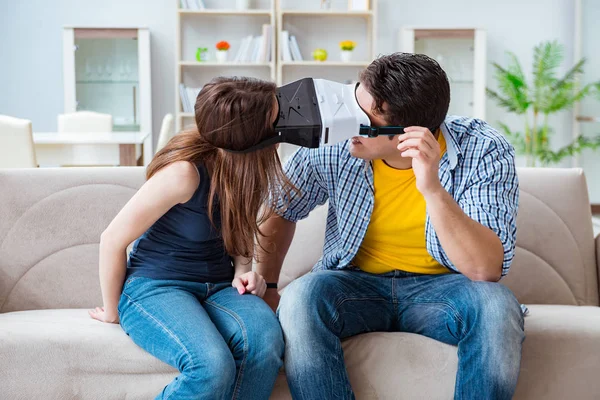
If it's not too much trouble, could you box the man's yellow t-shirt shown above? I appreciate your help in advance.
[353,133,450,275]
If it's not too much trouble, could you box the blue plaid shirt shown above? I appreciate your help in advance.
[279,116,519,277]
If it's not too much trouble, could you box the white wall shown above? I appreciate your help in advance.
[0,0,577,151]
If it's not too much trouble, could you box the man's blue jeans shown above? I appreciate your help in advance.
[118,276,284,400]
[278,269,525,400]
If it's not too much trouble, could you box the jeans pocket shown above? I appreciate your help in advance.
[121,276,144,296]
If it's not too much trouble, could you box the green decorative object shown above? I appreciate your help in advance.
[195,47,208,62]
[487,40,600,166]
[312,48,328,62]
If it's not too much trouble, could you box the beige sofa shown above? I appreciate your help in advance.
[0,167,599,399]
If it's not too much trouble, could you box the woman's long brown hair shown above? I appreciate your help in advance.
[146,77,295,259]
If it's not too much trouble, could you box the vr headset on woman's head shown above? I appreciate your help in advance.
[228,78,406,153]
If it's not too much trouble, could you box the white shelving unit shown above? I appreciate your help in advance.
[175,0,277,132]
[573,0,600,205]
[276,0,377,87]
[398,28,487,120]
[62,27,152,165]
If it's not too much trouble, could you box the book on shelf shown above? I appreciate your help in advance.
[289,35,303,61]
[179,84,202,113]
[257,24,270,62]
[280,31,293,62]
[280,32,303,62]
[233,25,273,63]
[180,0,205,10]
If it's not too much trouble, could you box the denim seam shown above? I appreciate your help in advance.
[329,297,388,329]
[406,299,466,335]
[392,277,398,325]
[121,292,193,400]
[204,299,248,400]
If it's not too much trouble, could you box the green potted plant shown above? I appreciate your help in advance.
[487,40,600,166]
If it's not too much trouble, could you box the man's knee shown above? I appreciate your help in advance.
[459,280,524,339]
[278,271,339,334]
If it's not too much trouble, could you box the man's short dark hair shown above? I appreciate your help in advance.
[359,52,450,133]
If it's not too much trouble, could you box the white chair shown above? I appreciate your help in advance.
[57,111,116,166]
[0,115,37,168]
[58,111,112,133]
[155,113,174,153]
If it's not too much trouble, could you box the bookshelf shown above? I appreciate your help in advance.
[276,0,377,87]
[573,0,600,205]
[276,0,377,160]
[175,0,277,132]
[398,28,487,120]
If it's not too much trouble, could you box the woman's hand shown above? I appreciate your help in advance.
[88,306,120,324]
[232,271,267,298]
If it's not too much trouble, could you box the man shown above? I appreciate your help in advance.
[257,52,524,400]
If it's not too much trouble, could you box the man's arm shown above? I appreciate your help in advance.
[398,126,517,282]
[424,188,505,281]
[256,216,296,311]
[258,147,329,311]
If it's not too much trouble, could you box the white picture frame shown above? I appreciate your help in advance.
[348,0,369,11]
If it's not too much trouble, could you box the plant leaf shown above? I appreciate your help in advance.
[538,135,600,165]
[532,41,563,111]
[488,60,529,113]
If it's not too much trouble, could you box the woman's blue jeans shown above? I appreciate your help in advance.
[118,276,284,400]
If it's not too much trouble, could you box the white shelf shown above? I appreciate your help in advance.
[281,61,370,67]
[178,112,195,118]
[576,115,600,123]
[178,9,273,16]
[179,61,273,67]
[33,131,150,145]
[281,10,373,17]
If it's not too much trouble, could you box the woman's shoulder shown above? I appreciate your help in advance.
[152,161,201,204]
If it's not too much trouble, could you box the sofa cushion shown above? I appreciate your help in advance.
[513,304,600,399]
[0,309,177,400]
[3,305,600,400]
[0,167,146,313]
[277,204,328,291]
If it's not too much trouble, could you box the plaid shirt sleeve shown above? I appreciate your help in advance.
[277,148,329,223]
[435,136,519,277]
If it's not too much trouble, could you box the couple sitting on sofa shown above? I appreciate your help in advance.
[88,52,524,400]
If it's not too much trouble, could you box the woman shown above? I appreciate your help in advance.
[89,77,293,399]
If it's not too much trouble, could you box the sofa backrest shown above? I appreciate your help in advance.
[0,167,597,313]
[502,168,598,306]
[280,168,599,306]
[0,167,145,313]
